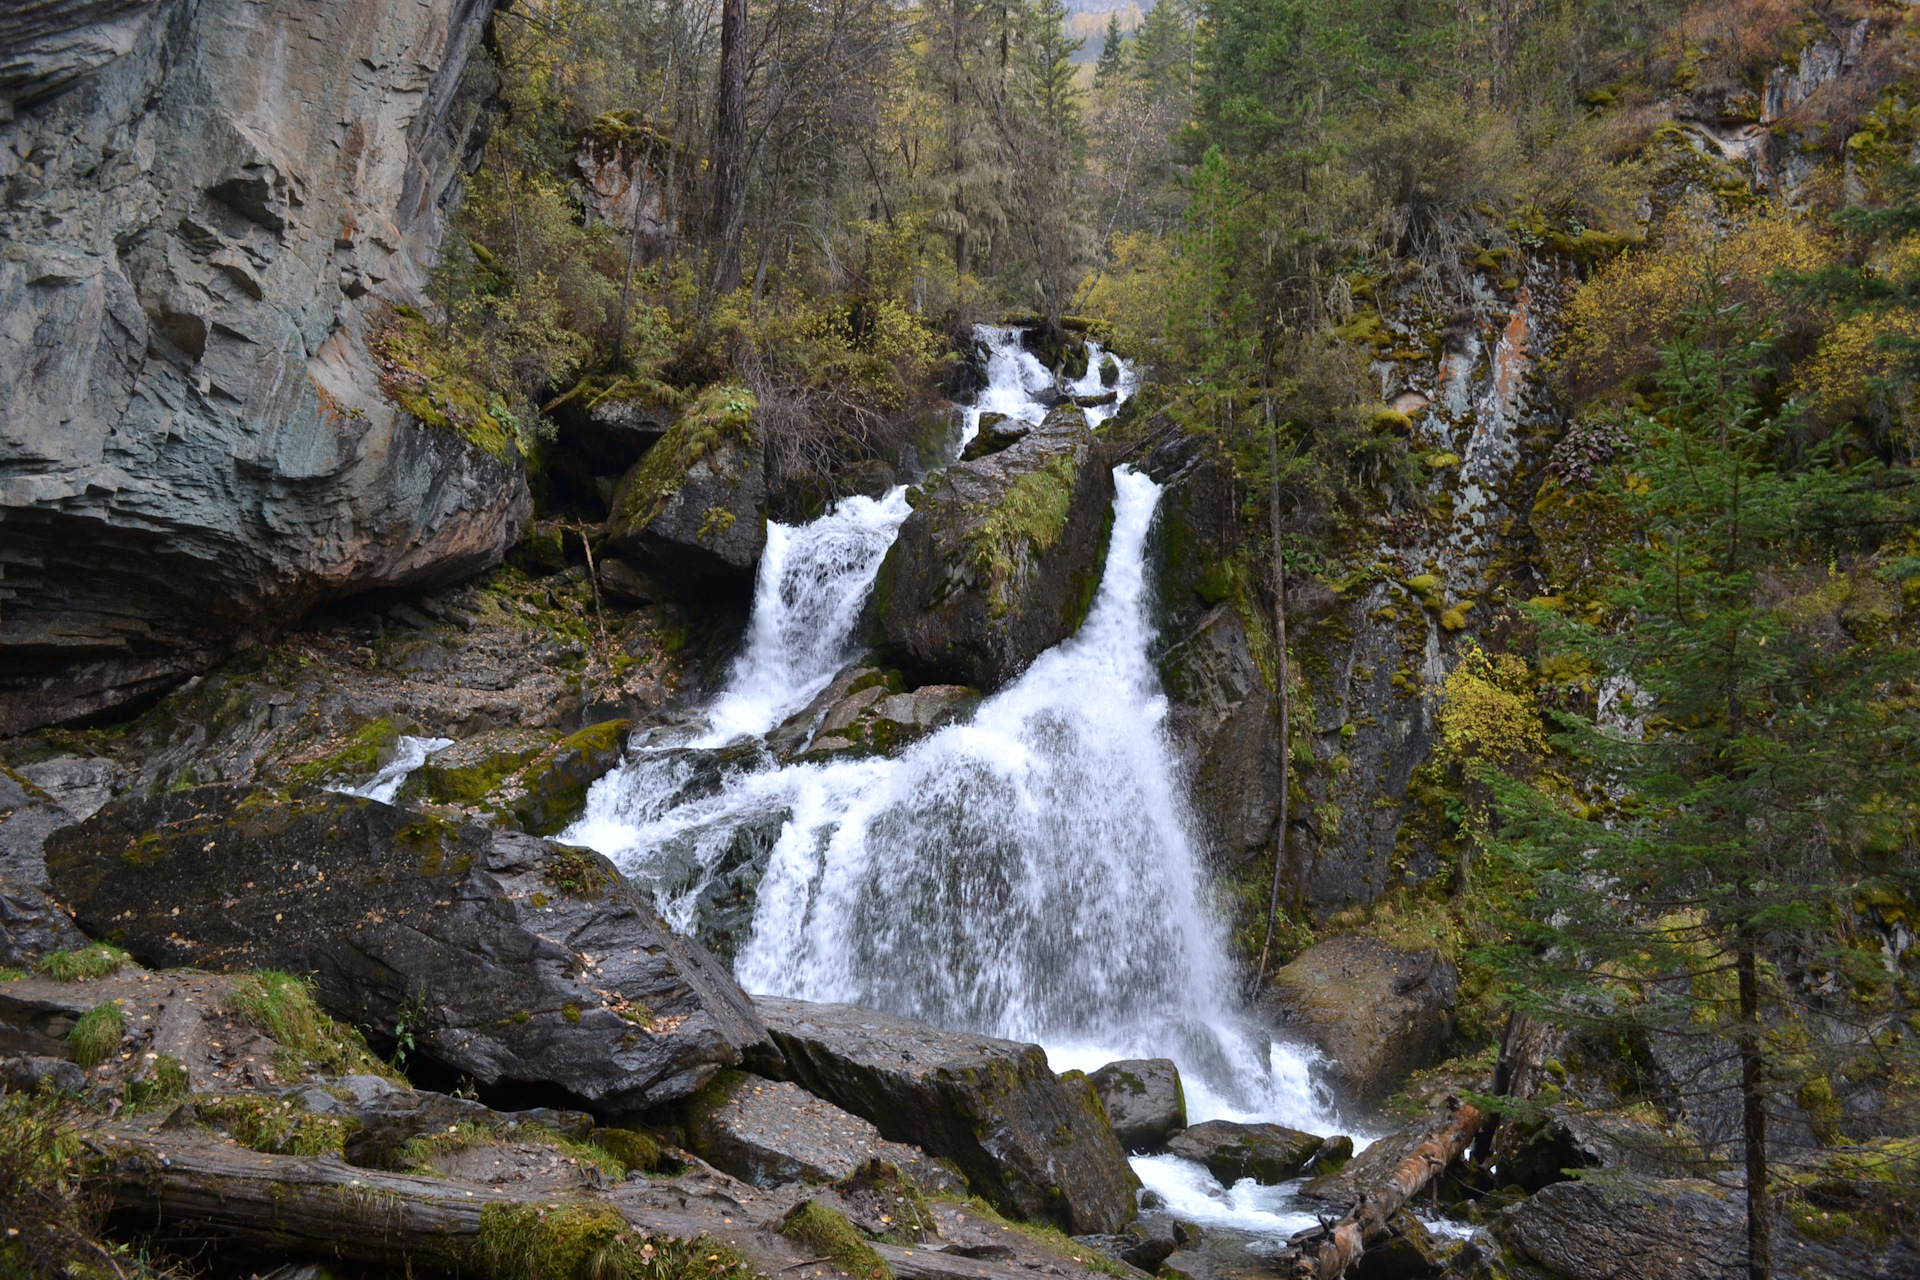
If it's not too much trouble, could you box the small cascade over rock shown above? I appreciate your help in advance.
[567,324,1339,1133]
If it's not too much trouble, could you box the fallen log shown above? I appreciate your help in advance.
[92,1131,503,1267]
[1273,1096,1486,1280]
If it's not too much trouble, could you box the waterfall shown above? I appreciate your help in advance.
[565,325,1340,1136]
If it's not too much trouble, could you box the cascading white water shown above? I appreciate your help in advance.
[698,487,913,745]
[334,735,453,804]
[566,323,1342,1139]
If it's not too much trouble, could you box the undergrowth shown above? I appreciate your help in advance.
[191,1093,359,1158]
[66,1003,124,1070]
[36,944,131,983]
[0,1091,106,1279]
[220,971,397,1081]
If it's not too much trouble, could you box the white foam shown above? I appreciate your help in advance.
[332,735,453,804]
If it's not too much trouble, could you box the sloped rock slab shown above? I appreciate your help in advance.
[685,1070,965,1192]
[1090,1057,1186,1153]
[1162,1120,1326,1186]
[749,995,1136,1234]
[1259,934,1458,1104]
[876,405,1114,691]
[45,785,770,1111]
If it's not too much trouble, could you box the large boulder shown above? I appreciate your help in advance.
[606,384,767,580]
[682,1070,963,1192]
[0,0,530,733]
[1089,1058,1186,1153]
[1162,1120,1327,1186]
[875,404,1114,691]
[748,995,1137,1235]
[0,756,117,966]
[44,785,770,1111]
[1258,934,1458,1104]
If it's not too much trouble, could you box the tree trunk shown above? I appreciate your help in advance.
[710,0,748,295]
[1738,938,1772,1280]
[1255,400,1292,991]
[1276,1097,1486,1279]
[949,0,967,276]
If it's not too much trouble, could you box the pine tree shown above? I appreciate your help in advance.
[1094,12,1127,88]
[1482,277,1920,1280]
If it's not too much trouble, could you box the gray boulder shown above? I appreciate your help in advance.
[1162,1119,1327,1186]
[0,0,529,733]
[1089,1058,1186,1153]
[875,404,1113,691]
[0,1054,88,1095]
[44,784,770,1111]
[606,386,766,579]
[1258,934,1458,1104]
[0,756,115,967]
[749,995,1137,1234]
[682,1070,964,1192]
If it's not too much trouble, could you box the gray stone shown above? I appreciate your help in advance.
[876,404,1113,691]
[1162,1119,1325,1186]
[684,1071,964,1193]
[749,994,1138,1235]
[606,404,767,580]
[1258,934,1458,1104]
[1089,1058,1186,1153]
[0,1053,88,1094]
[0,0,528,734]
[44,784,771,1111]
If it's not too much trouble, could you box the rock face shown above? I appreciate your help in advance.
[682,1070,964,1193]
[606,385,766,580]
[1088,1058,1186,1153]
[749,995,1137,1234]
[0,0,528,734]
[0,756,117,966]
[1161,1120,1327,1186]
[1259,934,1458,1104]
[44,785,770,1111]
[875,405,1113,691]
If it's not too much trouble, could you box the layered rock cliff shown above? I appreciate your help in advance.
[0,0,524,734]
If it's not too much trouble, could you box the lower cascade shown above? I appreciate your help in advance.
[567,330,1339,1139]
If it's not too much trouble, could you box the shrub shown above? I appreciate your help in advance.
[0,1091,102,1279]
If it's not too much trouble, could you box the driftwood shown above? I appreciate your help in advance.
[93,1131,498,1266]
[1274,1097,1487,1279]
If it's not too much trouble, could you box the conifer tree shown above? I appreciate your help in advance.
[1094,12,1127,88]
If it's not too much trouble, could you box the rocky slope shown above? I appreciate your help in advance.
[0,0,526,734]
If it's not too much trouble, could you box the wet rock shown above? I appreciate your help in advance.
[396,727,556,808]
[0,0,529,733]
[798,676,979,760]
[511,719,630,836]
[606,386,767,580]
[1351,1211,1455,1279]
[45,785,771,1111]
[0,984,93,1059]
[1089,1058,1186,1153]
[961,417,1031,462]
[1073,1218,1201,1273]
[749,995,1137,1234]
[683,1070,964,1192]
[1259,934,1458,1104]
[1162,1119,1325,1186]
[876,404,1113,692]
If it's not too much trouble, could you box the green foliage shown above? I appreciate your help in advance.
[66,1003,123,1070]
[0,1091,103,1279]
[123,1055,190,1114]
[221,971,397,1081]
[36,944,130,983]
[778,1200,892,1280]
[369,305,530,459]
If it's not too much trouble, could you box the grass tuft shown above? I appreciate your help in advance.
[192,1093,360,1158]
[36,943,131,982]
[778,1200,892,1280]
[67,1003,124,1069]
[221,970,398,1081]
[124,1054,191,1113]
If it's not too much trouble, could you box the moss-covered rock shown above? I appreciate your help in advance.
[512,719,630,835]
[398,727,557,808]
[606,384,766,579]
[875,405,1113,691]
[1162,1120,1327,1186]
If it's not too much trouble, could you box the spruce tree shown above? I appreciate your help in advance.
[1481,277,1920,1279]
[1095,11,1127,88]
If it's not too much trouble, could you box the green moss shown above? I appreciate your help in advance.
[476,1204,760,1280]
[593,1126,662,1174]
[400,1118,627,1180]
[609,384,759,535]
[285,717,399,789]
[193,1092,360,1157]
[546,846,611,897]
[124,1054,190,1112]
[67,1002,124,1069]
[369,307,522,459]
[779,1200,892,1280]
[965,453,1080,618]
[404,732,555,808]
[222,971,398,1080]
[36,943,131,982]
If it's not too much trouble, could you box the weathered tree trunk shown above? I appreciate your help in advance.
[1255,398,1292,991]
[1275,1098,1485,1279]
[1738,938,1772,1280]
[94,1132,484,1267]
[1473,1011,1556,1164]
[710,0,748,295]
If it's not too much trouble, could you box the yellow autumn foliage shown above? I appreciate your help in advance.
[1437,644,1548,769]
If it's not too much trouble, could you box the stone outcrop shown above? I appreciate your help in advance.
[44,785,770,1111]
[1088,1058,1186,1154]
[682,1070,965,1193]
[0,755,117,966]
[0,0,528,734]
[1161,1120,1328,1186]
[1259,934,1458,1104]
[876,405,1113,691]
[606,385,767,580]
[749,995,1137,1235]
